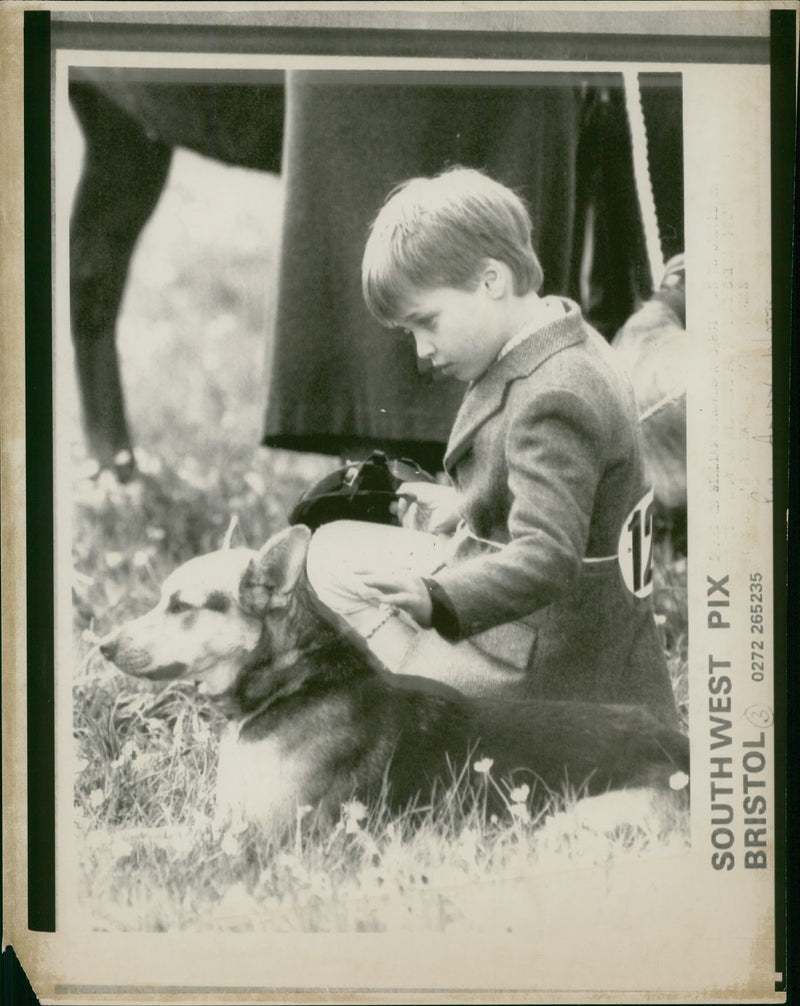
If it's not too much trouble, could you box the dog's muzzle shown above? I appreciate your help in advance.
[100,635,187,680]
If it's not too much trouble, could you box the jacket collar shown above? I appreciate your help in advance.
[444,298,585,471]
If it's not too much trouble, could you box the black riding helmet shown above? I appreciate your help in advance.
[289,450,436,531]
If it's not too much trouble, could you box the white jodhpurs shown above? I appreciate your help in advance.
[305,520,527,698]
[305,520,448,666]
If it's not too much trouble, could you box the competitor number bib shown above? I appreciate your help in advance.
[618,488,655,598]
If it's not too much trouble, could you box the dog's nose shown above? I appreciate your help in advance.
[99,637,118,661]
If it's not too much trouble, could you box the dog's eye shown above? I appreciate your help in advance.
[166,595,193,615]
[204,592,230,613]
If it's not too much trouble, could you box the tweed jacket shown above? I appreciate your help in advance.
[430,299,678,725]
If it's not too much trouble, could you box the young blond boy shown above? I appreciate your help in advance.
[306,167,679,727]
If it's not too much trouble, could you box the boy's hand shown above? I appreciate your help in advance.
[393,482,461,534]
[358,572,433,628]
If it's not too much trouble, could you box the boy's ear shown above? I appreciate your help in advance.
[481,259,508,299]
[238,525,312,614]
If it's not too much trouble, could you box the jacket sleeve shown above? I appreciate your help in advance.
[431,387,608,637]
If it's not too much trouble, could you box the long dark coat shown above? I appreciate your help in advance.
[262,71,584,469]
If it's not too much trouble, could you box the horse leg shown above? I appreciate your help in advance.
[69,81,173,480]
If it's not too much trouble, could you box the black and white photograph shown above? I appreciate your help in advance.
[2,4,793,1002]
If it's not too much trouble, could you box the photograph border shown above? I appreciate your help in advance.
[4,4,795,1001]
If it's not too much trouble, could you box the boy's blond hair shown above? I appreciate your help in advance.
[362,167,544,326]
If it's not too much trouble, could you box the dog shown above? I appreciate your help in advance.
[100,525,689,832]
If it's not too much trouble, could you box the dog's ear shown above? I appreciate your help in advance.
[239,525,312,614]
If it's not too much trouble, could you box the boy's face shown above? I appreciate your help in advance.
[394,284,507,383]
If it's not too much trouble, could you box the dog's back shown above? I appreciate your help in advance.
[343,672,688,815]
[231,592,688,823]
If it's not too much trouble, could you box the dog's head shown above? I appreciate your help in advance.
[100,525,312,696]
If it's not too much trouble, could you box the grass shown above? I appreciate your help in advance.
[68,140,690,933]
[76,767,689,933]
[74,666,689,934]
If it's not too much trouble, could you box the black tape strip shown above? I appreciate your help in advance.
[25,8,56,933]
